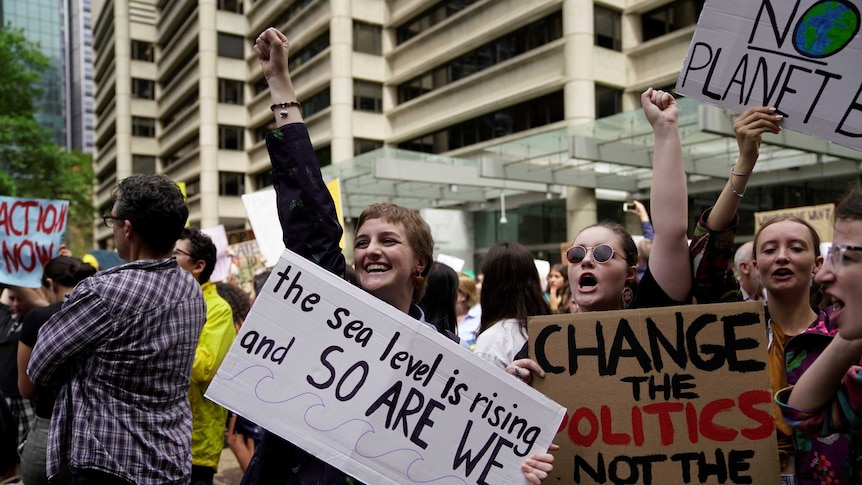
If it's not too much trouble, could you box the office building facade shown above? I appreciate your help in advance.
[91,0,859,265]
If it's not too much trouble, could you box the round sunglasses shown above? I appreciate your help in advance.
[566,244,624,264]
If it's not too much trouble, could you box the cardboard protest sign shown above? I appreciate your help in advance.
[755,203,835,242]
[0,196,68,287]
[529,301,779,484]
[676,0,862,151]
[207,248,566,485]
[228,239,266,295]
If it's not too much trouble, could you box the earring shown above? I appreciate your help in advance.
[413,268,425,290]
[622,286,634,309]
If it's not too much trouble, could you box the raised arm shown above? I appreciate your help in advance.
[705,107,782,230]
[254,28,345,276]
[690,107,783,304]
[254,28,303,127]
[640,88,690,302]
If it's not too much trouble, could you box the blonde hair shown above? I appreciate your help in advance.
[458,274,479,308]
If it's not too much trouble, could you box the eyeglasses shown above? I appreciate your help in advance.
[173,247,192,258]
[102,214,124,228]
[826,244,862,273]
[566,244,623,264]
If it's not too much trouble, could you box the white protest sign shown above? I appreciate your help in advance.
[241,189,282,267]
[676,0,862,151]
[207,248,566,485]
[200,224,232,282]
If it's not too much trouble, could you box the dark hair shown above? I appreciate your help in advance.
[418,263,459,335]
[113,174,188,254]
[253,270,272,297]
[180,228,217,284]
[479,241,550,336]
[41,256,97,289]
[752,215,821,258]
[836,185,862,222]
[356,202,434,303]
[215,281,251,326]
[586,221,638,267]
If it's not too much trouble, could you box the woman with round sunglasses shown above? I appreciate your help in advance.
[505,89,692,383]
[775,188,862,480]
[243,27,556,485]
[567,88,691,313]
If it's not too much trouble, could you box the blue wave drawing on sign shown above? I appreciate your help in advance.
[216,365,470,484]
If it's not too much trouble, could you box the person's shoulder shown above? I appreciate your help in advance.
[22,302,63,325]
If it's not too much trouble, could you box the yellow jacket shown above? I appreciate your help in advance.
[190,281,236,469]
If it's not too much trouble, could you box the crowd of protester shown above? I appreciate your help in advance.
[4,24,862,485]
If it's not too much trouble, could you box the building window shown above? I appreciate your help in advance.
[642,0,705,42]
[253,77,269,95]
[595,6,622,51]
[131,78,155,99]
[595,85,623,118]
[396,0,479,44]
[217,32,244,59]
[217,0,243,14]
[219,125,244,150]
[254,170,273,189]
[398,91,564,153]
[132,117,156,137]
[353,81,383,112]
[303,88,330,118]
[219,171,246,196]
[289,31,330,71]
[131,40,154,61]
[315,145,332,167]
[185,178,201,198]
[218,78,244,104]
[132,155,156,174]
[397,12,562,104]
[353,22,382,55]
[354,138,383,155]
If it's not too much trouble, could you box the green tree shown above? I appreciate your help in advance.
[0,24,95,253]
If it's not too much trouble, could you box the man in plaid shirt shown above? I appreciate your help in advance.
[28,174,206,485]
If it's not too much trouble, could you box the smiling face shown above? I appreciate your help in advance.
[567,226,636,312]
[353,217,423,312]
[752,219,822,299]
[816,219,862,339]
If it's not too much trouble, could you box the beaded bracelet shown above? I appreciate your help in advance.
[270,101,302,119]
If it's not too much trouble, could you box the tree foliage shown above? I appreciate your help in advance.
[0,24,95,252]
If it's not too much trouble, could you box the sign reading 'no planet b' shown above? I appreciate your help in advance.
[677,0,862,151]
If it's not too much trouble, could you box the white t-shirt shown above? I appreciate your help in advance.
[474,318,526,370]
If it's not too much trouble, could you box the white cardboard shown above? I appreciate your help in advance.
[677,0,862,151]
[207,248,566,485]
[241,189,283,267]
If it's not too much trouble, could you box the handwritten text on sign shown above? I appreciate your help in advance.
[677,0,862,151]
[529,302,779,484]
[0,196,68,287]
[206,248,566,485]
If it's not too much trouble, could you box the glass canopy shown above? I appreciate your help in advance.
[323,98,862,218]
